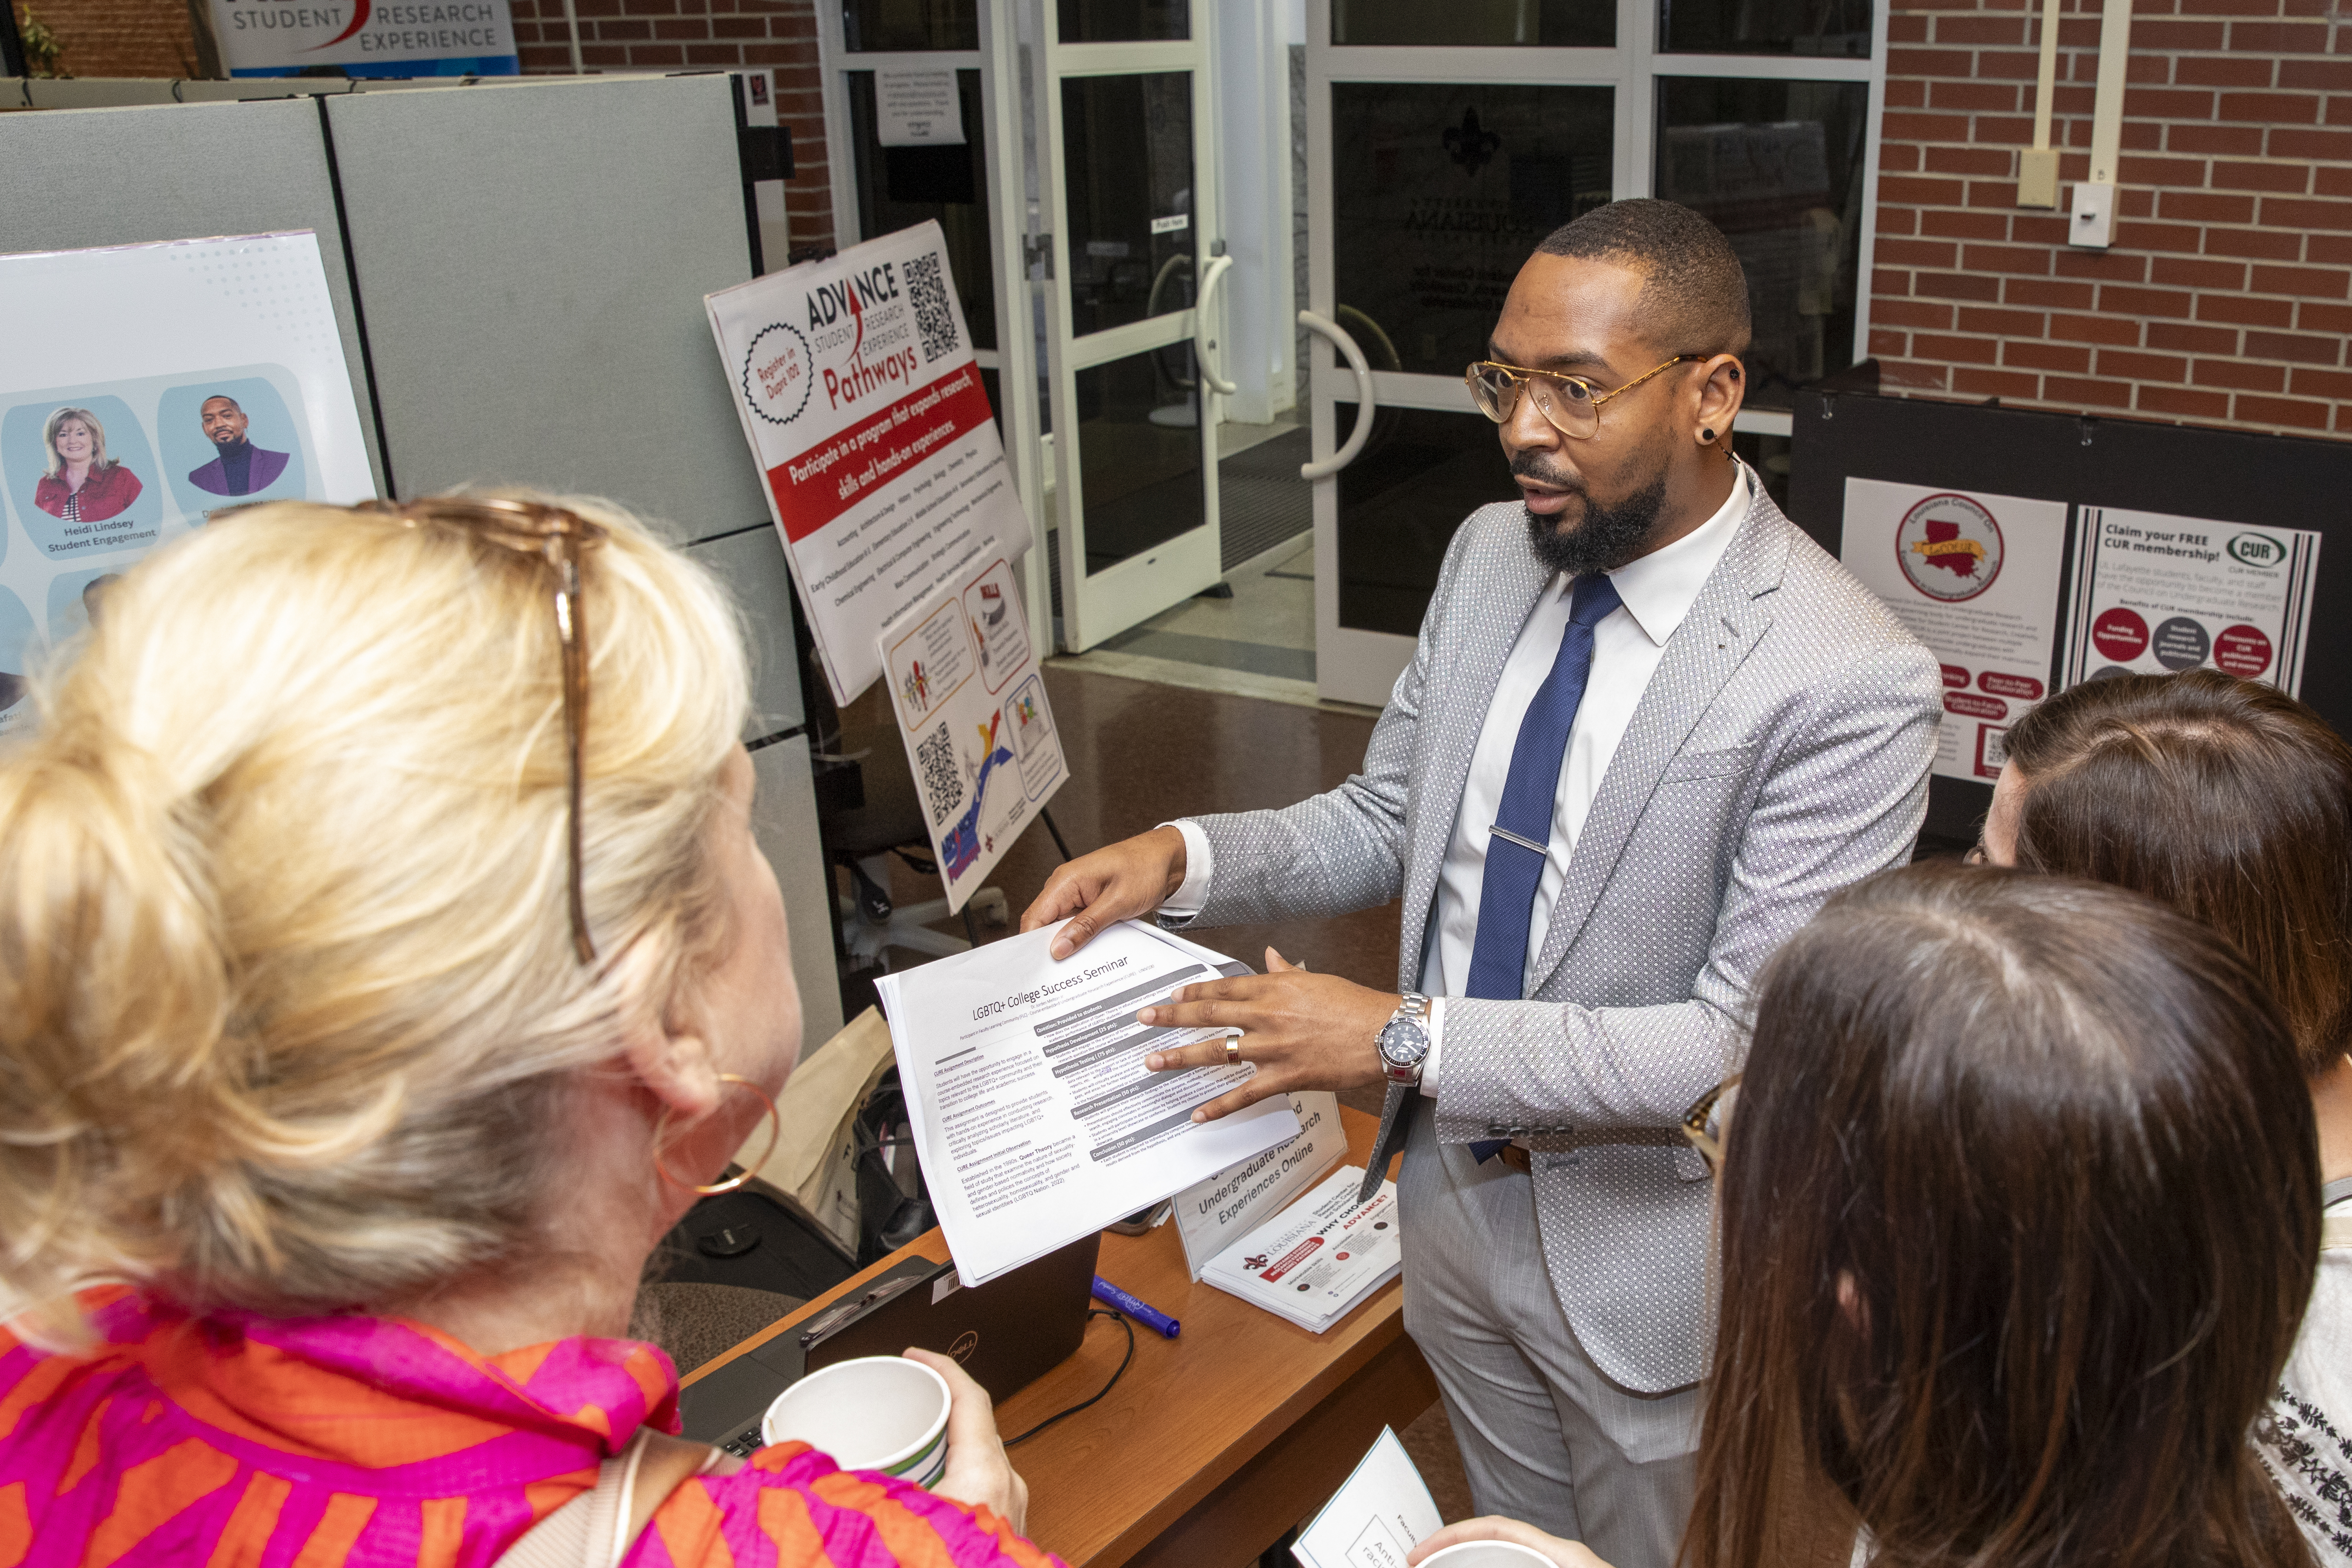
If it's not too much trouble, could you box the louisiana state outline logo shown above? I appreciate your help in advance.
[1896,493,2003,603]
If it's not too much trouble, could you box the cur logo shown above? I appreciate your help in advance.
[2228,531,2287,568]
[948,1330,980,1363]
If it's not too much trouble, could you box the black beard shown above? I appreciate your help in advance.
[1517,456,1669,578]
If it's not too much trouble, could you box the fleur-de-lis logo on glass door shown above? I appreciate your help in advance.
[1443,107,1502,176]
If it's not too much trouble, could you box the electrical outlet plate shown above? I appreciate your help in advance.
[2018,148,2059,209]
[2070,180,2116,249]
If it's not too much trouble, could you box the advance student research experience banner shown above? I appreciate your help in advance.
[205,0,520,77]
[0,232,377,737]
[708,221,1030,706]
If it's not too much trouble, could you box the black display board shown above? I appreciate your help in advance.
[1788,390,2352,845]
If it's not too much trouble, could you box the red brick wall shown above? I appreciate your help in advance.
[508,0,834,252]
[1872,0,2352,439]
[12,0,200,76]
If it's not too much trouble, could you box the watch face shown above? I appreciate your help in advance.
[1378,1018,1428,1067]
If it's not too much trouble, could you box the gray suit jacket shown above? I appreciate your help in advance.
[1176,482,1941,1392]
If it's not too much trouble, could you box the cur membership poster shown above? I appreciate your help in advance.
[708,219,1029,706]
[2063,506,2319,693]
[1841,478,2070,783]
[0,232,377,737]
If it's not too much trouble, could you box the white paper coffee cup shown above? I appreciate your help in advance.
[761,1355,952,1487]
[1418,1542,1563,1568]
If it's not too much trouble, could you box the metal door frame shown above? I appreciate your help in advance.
[814,0,1055,651]
[1302,0,1889,705]
[1034,8,1230,652]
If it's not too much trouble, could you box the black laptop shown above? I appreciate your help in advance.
[678,1232,1101,1458]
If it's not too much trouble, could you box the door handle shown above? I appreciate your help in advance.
[1193,253,1238,397]
[1298,310,1375,480]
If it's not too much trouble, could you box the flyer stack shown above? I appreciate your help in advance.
[1202,1168,1402,1334]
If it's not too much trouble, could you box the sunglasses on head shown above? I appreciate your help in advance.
[1680,1074,1741,1173]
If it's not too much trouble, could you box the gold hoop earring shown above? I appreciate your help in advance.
[652,1072,782,1197]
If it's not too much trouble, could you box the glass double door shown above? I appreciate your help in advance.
[1304,0,1885,705]
[820,0,1230,655]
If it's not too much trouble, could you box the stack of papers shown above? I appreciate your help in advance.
[1202,1166,1401,1333]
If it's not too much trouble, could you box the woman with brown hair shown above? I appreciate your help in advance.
[1411,863,2321,1568]
[1972,668,2352,1563]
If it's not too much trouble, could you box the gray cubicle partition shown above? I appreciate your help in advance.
[0,96,386,490]
[323,75,772,536]
[0,80,843,1041]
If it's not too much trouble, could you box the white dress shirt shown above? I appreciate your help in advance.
[1164,465,1751,1094]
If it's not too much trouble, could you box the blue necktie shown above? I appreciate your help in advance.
[1466,572,1622,1164]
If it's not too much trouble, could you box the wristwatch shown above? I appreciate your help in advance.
[1376,994,1433,1085]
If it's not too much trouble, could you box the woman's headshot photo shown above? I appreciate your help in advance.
[32,406,143,524]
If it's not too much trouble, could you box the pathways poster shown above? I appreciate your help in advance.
[879,556,1065,914]
[0,232,376,737]
[708,219,1030,705]
[1841,478,2070,783]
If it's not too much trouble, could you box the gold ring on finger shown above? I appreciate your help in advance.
[1223,1036,1243,1066]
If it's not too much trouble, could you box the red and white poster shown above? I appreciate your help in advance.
[708,220,1029,704]
[2063,506,2319,696]
[1841,478,2070,783]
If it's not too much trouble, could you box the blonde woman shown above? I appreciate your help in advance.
[0,494,1053,1567]
[31,404,142,522]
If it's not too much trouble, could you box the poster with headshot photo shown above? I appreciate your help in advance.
[0,398,164,558]
[0,586,35,722]
[0,232,374,735]
[159,374,314,514]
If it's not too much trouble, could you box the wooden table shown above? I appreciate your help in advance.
[682,1106,1438,1568]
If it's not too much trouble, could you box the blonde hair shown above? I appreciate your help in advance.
[0,492,750,1337]
[42,407,112,477]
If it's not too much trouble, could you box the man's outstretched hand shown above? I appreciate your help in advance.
[1139,949,1395,1122]
[1019,825,1189,960]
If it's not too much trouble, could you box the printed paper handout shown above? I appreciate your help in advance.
[874,919,1300,1284]
[1292,1428,1444,1568]
[708,220,1030,704]
[2064,505,2319,695]
[1202,1166,1402,1334]
[879,556,1066,913]
[0,232,376,737]
[1840,478,2070,781]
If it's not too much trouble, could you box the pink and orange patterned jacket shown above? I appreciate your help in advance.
[0,1289,1062,1568]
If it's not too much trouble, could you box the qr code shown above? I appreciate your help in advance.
[906,251,960,364]
[916,721,963,825]
[1978,724,2010,776]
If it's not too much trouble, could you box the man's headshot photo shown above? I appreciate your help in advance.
[81,573,123,631]
[186,396,290,497]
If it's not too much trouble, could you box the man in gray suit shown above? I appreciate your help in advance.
[1020,200,1941,1565]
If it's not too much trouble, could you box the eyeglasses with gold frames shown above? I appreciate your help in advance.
[1463,354,1691,441]
[1680,1073,1741,1173]
[363,497,608,965]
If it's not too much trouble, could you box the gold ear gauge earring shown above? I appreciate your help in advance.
[651,1072,782,1196]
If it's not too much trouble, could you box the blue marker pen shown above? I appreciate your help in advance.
[1091,1275,1180,1338]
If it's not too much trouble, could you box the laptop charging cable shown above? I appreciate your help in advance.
[1002,1310,1137,1447]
